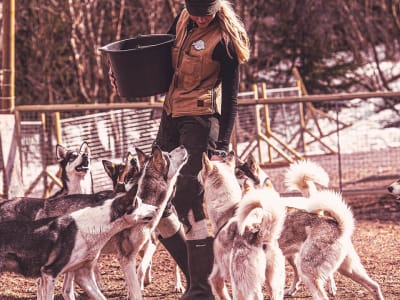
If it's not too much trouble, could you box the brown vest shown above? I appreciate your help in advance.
[164,10,222,117]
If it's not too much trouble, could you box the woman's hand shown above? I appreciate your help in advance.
[209,149,228,161]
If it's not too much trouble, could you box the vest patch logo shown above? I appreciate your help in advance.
[192,40,205,50]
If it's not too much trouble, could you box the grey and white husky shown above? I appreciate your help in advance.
[236,156,385,300]
[199,152,286,300]
[102,152,185,293]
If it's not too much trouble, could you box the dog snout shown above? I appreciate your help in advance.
[143,216,153,222]
[388,186,393,193]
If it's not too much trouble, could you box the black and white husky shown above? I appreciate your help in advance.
[46,145,188,300]
[0,186,157,300]
[0,145,188,300]
[53,141,94,197]
[0,142,94,222]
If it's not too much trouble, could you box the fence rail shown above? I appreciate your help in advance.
[1,89,399,219]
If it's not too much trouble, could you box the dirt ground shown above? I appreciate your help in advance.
[0,217,399,300]
[1,148,400,299]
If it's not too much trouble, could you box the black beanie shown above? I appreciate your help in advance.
[185,0,221,16]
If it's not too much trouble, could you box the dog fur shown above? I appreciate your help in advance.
[100,145,188,300]
[0,186,157,300]
[237,156,385,300]
[0,145,188,300]
[53,141,94,197]
[198,152,286,300]
[387,178,400,201]
[284,159,337,295]
[102,152,185,293]
[62,145,188,300]
[0,142,94,223]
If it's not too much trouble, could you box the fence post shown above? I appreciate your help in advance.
[0,114,23,198]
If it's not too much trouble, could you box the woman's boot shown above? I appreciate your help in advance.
[180,237,215,300]
[158,228,190,291]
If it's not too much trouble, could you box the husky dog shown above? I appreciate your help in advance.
[0,186,157,300]
[387,178,400,202]
[237,157,385,300]
[1,145,188,300]
[102,152,185,293]
[198,152,286,300]
[53,141,94,197]
[57,145,187,300]
[235,155,274,192]
[285,159,330,197]
[102,152,139,194]
[284,159,337,295]
[101,145,188,300]
[0,142,94,223]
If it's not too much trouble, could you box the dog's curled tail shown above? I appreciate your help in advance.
[308,190,355,239]
[237,188,286,245]
[285,160,329,197]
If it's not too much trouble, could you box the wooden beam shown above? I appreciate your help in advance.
[1,0,15,113]
[14,90,400,112]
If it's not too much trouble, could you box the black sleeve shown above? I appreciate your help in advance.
[212,41,240,152]
[167,12,181,35]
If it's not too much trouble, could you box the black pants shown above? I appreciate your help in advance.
[154,110,219,229]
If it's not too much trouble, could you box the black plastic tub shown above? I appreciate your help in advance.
[99,34,175,98]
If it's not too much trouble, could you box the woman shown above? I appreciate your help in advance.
[154,0,250,299]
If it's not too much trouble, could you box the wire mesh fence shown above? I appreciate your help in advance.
[1,90,399,219]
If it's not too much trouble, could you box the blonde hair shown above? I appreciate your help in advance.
[216,0,250,64]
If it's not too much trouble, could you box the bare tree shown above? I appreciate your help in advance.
[12,0,400,108]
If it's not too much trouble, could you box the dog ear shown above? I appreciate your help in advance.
[125,152,135,164]
[246,154,259,174]
[243,178,254,194]
[226,151,236,168]
[56,144,67,162]
[80,141,90,155]
[151,146,167,175]
[135,148,148,169]
[110,194,133,222]
[202,152,212,174]
[102,160,115,179]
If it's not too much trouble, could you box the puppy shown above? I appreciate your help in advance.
[0,187,157,300]
[237,156,385,300]
[199,152,286,300]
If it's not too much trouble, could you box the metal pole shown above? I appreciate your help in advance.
[1,0,15,113]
